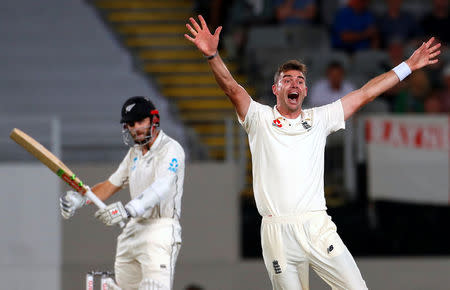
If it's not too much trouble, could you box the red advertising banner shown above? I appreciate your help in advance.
[365,115,449,205]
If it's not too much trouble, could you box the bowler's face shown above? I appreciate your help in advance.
[273,70,307,113]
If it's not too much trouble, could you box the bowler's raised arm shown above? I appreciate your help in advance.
[184,15,251,121]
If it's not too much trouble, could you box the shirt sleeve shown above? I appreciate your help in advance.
[108,149,132,187]
[318,99,345,136]
[237,98,264,134]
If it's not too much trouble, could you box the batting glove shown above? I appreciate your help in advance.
[60,190,87,219]
[95,201,129,226]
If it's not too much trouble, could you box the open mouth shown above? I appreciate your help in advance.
[288,92,299,103]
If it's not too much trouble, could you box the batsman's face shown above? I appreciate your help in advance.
[126,117,151,142]
[272,70,307,114]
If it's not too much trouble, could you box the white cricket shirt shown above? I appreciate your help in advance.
[108,130,185,219]
[239,99,345,216]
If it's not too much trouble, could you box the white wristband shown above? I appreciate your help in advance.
[392,62,411,81]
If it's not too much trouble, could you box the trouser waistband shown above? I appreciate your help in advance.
[262,211,325,224]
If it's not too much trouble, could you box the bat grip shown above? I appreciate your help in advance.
[84,189,126,228]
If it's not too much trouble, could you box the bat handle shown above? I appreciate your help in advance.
[84,189,126,228]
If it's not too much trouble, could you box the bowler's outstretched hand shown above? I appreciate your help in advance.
[405,37,441,71]
[184,15,222,57]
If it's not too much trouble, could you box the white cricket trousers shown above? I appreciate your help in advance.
[261,211,367,290]
[115,218,181,290]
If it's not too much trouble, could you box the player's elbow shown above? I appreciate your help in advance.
[223,82,242,98]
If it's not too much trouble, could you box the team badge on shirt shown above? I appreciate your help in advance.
[272,260,282,274]
[301,119,312,130]
[301,111,313,130]
[168,158,179,172]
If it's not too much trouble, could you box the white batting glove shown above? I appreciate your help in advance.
[60,190,87,219]
[94,201,129,226]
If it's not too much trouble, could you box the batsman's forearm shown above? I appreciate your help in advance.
[90,180,121,202]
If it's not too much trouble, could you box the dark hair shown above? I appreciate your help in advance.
[327,60,344,70]
[273,60,307,83]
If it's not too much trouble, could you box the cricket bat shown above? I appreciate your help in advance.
[9,128,125,227]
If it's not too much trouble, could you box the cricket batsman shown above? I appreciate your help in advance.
[60,96,185,290]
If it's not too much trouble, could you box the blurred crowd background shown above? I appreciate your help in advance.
[196,0,450,114]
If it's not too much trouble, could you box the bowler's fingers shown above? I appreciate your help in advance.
[429,42,441,53]
[186,23,197,36]
[427,41,441,64]
[189,17,201,32]
[429,58,439,65]
[184,33,194,43]
[425,37,435,48]
[429,49,441,60]
[198,15,210,32]
[214,26,223,38]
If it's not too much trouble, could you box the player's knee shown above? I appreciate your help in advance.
[138,278,169,290]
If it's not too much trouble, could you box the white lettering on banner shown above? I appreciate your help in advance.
[365,118,448,151]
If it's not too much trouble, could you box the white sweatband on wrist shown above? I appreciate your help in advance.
[392,62,411,81]
[125,174,176,218]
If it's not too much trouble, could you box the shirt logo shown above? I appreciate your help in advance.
[168,158,178,172]
[327,245,334,254]
[301,120,312,130]
[131,156,138,171]
[272,117,283,128]
[272,260,282,274]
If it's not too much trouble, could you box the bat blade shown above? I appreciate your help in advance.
[9,128,86,193]
[9,128,125,227]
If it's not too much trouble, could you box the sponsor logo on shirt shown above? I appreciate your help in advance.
[168,158,179,172]
[131,157,138,171]
[272,117,283,128]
